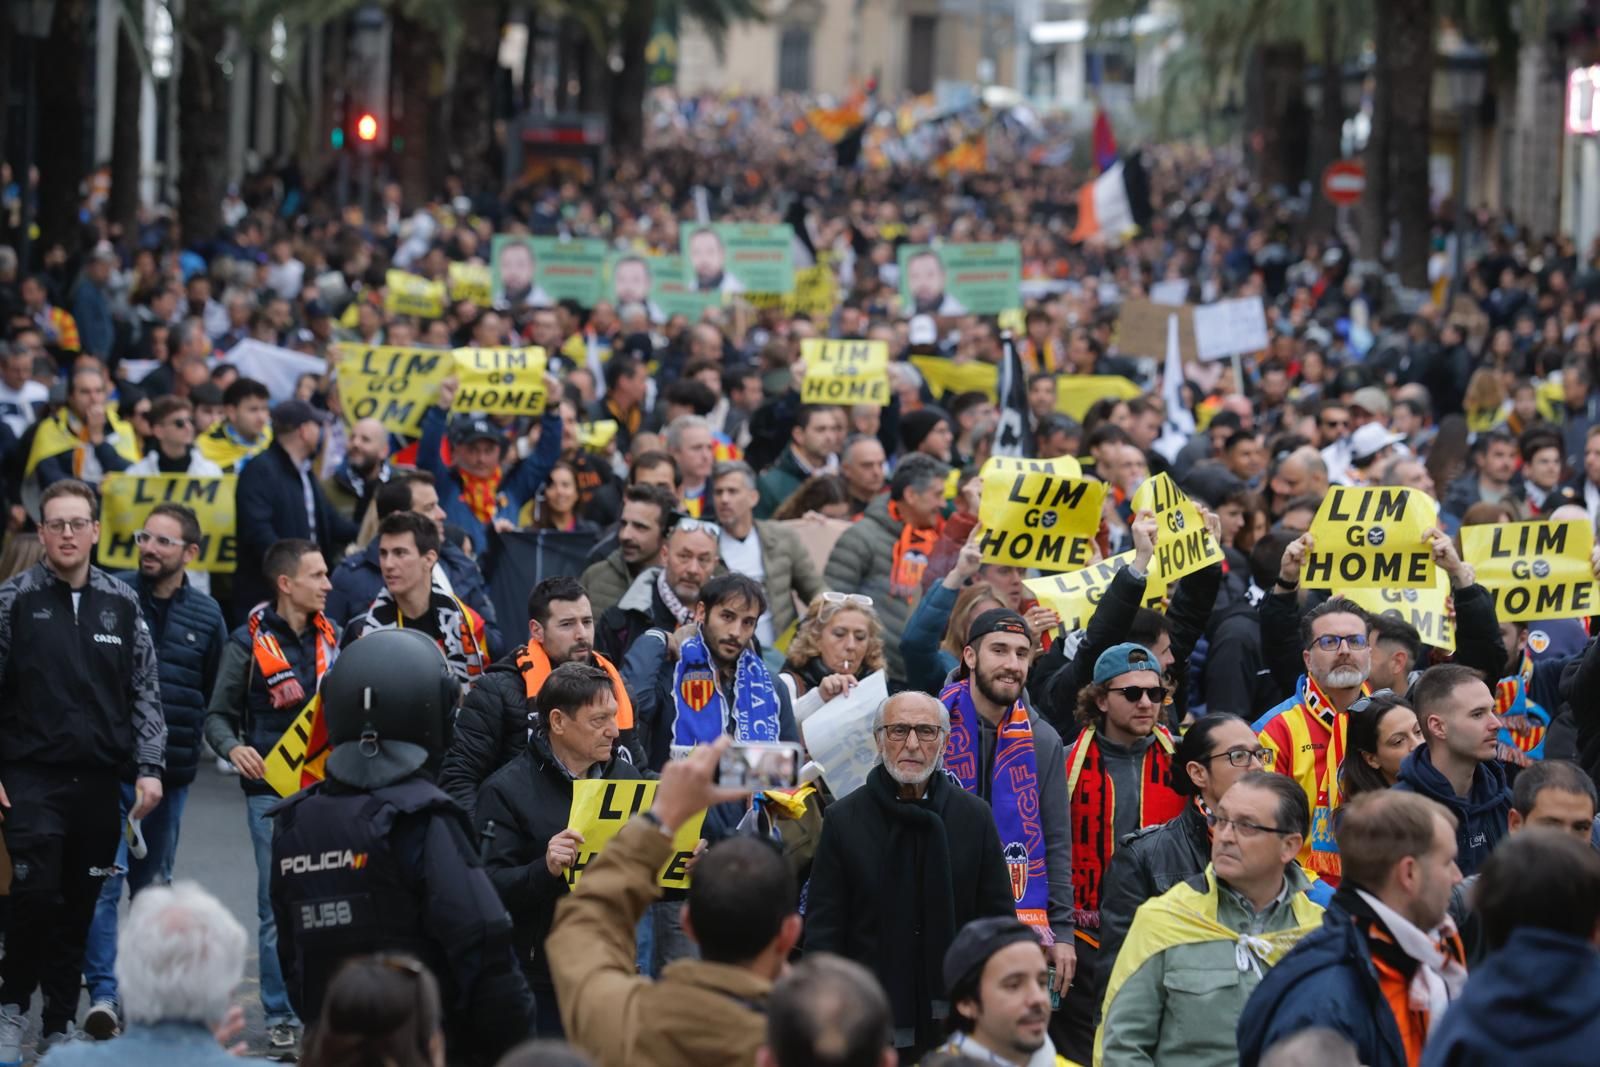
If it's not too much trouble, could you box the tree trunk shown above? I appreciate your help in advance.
[1358,0,1394,264]
[390,13,437,207]
[447,6,501,196]
[176,0,230,248]
[1389,0,1435,288]
[35,0,89,254]
[0,15,13,187]
[1305,0,1343,238]
[109,4,144,246]
[610,0,654,162]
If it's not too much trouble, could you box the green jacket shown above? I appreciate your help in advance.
[823,496,913,683]
[756,446,814,519]
[581,549,635,621]
[1097,865,1323,1067]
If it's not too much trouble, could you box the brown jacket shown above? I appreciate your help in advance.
[548,818,771,1067]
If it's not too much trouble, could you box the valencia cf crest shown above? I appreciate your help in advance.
[679,668,716,712]
[1529,630,1550,655]
[1003,842,1029,902]
[1508,725,1546,754]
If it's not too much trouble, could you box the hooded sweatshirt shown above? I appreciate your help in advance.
[1392,745,1511,877]
[1420,927,1600,1067]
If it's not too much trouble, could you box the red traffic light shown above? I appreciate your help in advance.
[356,113,379,142]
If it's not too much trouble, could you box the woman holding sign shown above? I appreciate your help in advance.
[780,593,886,703]
[474,662,644,1038]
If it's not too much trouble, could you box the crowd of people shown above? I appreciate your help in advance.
[3,92,1600,1067]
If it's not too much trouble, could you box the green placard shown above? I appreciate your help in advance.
[607,253,718,323]
[680,223,794,297]
[897,241,1022,316]
[492,235,608,309]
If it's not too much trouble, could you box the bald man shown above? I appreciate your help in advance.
[1269,447,1329,517]
[324,417,394,523]
[803,690,1017,1059]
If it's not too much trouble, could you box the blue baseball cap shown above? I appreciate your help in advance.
[1093,642,1160,684]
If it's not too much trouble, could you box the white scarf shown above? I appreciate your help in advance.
[937,1031,1060,1067]
[1356,890,1467,1034]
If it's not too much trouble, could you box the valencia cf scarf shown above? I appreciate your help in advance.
[672,628,780,746]
[196,421,271,473]
[356,583,487,683]
[941,678,1053,943]
[516,641,634,730]
[458,469,502,525]
[1495,653,1549,761]
[888,501,940,601]
[248,605,338,708]
[1064,723,1182,935]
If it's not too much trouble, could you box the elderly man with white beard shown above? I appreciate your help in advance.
[803,691,1017,1062]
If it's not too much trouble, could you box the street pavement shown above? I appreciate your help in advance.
[12,762,280,1062]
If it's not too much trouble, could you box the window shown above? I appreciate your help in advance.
[907,16,936,95]
[778,27,813,93]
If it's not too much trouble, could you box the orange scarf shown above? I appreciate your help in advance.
[888,501,941,601]
[248,606,338,709]
[516,642,635,730]
[458,468,502,525]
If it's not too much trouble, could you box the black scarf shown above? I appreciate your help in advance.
[866,763,959,1047]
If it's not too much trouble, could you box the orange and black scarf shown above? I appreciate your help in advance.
[248,605,338,708]
[1063,723,1182,938]
[517,641,635,730]
[458,469,502,525]
[357,584,487,683]
[888,501,941,601]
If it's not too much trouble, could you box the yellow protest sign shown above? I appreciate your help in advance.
[1346,570,1456,653]
[453,347,549,416]
[977,459,1107,571]
[1462,520,1598,622]
[997,308,1026,335]
[98,474,238,573]
[339,345,456,436]
[800,338,891,406]
[1304,486,1436,590]
[1023,551,1166,632]
[448,262,492,306]
[909,356,998,402]
[985,455,1083,480]
[565,779,707,890]
[385,269,446,319]
[1057,375,1143,421]
[263,697,330,798]
[789,264,838,319]
[578,420,619,453]
[1131,473,1223,584]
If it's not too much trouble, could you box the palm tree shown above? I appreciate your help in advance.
[1387,0,1436,288]
[35,0,90,254]
[109,0,145,243]
[176,0,230,246]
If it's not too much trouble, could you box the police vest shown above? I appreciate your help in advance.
[270,778,464,1021]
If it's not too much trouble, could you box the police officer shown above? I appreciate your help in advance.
[269,628,534,1064]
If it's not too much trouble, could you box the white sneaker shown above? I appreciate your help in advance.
[217,756,239,775]
[37,1023,93,1053]
[0,1004,24,1067]
[83,999,120,1040]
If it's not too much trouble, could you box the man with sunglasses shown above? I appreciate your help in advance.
[1100,773,1325,1067]
[596,517,721,664]
[126,396,224,594]
[804,691,1016,1061]
[81,503,227,1039]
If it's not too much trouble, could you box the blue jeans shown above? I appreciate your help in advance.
[83,782,189,1004]
[246,792,297,1025]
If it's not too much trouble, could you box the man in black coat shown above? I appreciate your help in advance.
[475,662,644,1038]
[803,691,1015,1062]
[233,400,356,620]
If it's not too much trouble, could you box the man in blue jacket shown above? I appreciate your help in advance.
[1420,829,1600,1067]
[416,374,562,555]
[81,502,228,1039]
[1394,664,1512,877]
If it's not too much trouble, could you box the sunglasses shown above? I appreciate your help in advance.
[673,517,722,538]
[1348,687,1397,715]
[1110,685,1168,705]
[1312,633,1369,652]
[822,592,874,608]
[134,531,188,550]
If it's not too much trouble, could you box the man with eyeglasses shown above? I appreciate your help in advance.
[126,396,225,595]
[804,691,1016,1061]
[0,479,165,1059]
[1254,595,1376,887]
[1100,773,1325,1067]
[1055,641,1185,1060]
[81,502,227,1040]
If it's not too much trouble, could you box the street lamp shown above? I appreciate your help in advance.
[1443,45,1489,300]
[8,0,56,274]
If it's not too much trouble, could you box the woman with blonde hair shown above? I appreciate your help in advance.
[780,592,886,702]
[1463,366,1507,434]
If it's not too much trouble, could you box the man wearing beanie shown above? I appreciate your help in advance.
[926,916,1071,1066]
[900,406,955,463]
[1054,641,1185,1060]
[939,609,1076,1038]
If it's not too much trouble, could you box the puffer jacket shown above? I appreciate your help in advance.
[823,495,915,683]
[1392,744,1511,877]
[112,570,227,788]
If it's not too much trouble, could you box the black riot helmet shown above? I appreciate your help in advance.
[321,629,460,789]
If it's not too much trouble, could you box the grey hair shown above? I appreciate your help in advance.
[116,881,247,1027]
[870,691,950,735]
[665,414,711,453]
[712,460,758,492]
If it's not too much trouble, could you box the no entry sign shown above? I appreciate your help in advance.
[1322,160,1366,207]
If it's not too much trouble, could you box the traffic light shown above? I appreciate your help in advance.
[356,112,379,144]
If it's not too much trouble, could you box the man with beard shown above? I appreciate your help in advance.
[581,484,678,618]
[596,519,719,663]
[939,610,1076,1052]
[687,227,746,295]
[340,511,488,686]
[1254,595,1375,888]
[81,503,227,1039]
[926,917,1063,1065]
[126,397,224,595]
[321,416,391,524]
[441,575,634,818]
[803,692,1015,1061]
[625,574,799,771]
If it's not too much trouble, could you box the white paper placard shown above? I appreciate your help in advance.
[798,671,888,799]
[1193,296,1270,361]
